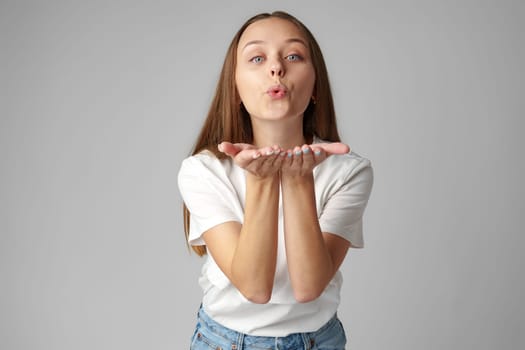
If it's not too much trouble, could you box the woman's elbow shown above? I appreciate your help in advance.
[241,289,272,304]
[236,281,273,304]
[293,288,323,303]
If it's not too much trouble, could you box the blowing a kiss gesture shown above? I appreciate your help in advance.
[218,141,350,178]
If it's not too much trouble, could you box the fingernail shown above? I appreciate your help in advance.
[266,150,274,155]
[253,152,261,159]
[287,151,293,158]
[280,152,286,157]
[302,148,310,154]
[314,150,322,156]
[294,150,302,156]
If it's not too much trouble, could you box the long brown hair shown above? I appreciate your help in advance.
[184,11,342,256]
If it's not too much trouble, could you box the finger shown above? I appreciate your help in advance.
[242,146,275,173]
[265,145,282,168]
[273,149,286,169]
[291,146,303,168]
[281,149,294,169]
[316,142,350,156]
[218,142,256,157]
[311,146,327,165]
[301,144,315,170]
[267,145,284,170]
[234,148,264,168]
[261,146,277,157]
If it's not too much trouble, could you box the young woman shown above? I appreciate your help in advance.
[178,11,373,350]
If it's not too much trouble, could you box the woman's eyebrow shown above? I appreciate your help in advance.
[241,38,308,51]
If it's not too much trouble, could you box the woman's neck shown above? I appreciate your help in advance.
[251,117,307,150]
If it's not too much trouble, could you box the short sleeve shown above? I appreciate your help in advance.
[318,157,373,248]
[177,154,243,246]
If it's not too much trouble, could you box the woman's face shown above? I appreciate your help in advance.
[235,18,316,123]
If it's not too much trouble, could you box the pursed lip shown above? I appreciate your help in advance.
[266,84,288,99]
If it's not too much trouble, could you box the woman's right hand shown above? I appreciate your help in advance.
[218,142,285,178]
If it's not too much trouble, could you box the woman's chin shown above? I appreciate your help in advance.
[253,109,304,122]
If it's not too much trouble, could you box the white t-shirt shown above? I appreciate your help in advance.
[178,144,373,336]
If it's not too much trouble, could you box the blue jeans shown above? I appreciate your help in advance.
[190,306,347,350]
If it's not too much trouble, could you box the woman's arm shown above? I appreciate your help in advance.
[201,143,283,304]
[281,144,351,303]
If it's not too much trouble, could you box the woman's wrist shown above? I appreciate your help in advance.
[280,171,314,187]
[246,171,280,185]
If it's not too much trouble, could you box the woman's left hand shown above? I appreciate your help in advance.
[281,142,350,177]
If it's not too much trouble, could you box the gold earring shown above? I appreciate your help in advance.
[311,96,317,104]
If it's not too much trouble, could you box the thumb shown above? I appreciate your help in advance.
[218,142,253,157]
[316,142,350,156]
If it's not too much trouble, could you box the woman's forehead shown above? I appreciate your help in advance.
[238,18,308,49]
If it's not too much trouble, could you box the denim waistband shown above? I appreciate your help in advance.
[196,305,342,349]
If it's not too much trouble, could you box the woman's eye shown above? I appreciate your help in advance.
[286,54,302,61]
[251,56,264,63]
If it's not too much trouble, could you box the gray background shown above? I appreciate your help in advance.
[1,0,523,349]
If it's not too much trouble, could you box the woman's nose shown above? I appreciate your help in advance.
[269,59,284,77]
